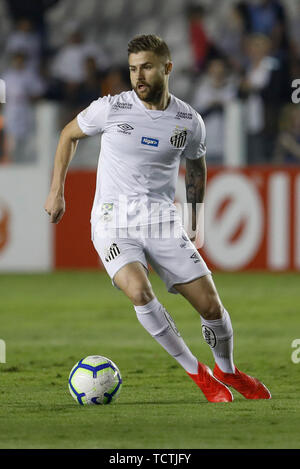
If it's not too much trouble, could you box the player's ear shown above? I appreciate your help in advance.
[165,61,173,75]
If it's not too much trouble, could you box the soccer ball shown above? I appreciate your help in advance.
[68,355,122,405]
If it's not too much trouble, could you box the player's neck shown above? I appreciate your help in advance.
[141,90,171,111]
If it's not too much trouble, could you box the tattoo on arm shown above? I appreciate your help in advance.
[185,157,207,230]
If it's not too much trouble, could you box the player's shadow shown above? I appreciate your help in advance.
[117,400,210,406]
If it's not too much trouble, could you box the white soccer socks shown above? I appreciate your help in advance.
[134,299,235,375]
[134,297,199,374]
[200,308,235,374]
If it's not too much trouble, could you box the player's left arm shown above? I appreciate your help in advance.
[185,155,207,232]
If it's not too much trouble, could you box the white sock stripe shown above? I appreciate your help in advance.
[134,297,160,313]
[152,324,171,338]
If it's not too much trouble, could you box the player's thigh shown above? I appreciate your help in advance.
[145,222,211,296]
[92,231,154,306]
[174,274,223,319]
[114,261,155,306]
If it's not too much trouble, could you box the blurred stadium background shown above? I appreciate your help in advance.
[0,0,300,274]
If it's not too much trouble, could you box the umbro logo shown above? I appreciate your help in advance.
[117,123,134,134]
[190,252,200,263]
[105,243,121,262]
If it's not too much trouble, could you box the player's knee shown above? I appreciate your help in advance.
[128,285,155,306]
[200,296,223,320]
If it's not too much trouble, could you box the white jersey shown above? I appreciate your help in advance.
[77,90,206,229]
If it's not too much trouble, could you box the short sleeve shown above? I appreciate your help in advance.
[77,96,110,136]
[182,111,206,160]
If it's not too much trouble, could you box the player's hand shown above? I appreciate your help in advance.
[44,191,65,224]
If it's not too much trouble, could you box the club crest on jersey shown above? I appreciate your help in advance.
[170,127,187,148]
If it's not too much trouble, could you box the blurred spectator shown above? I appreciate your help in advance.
[289,2,300,61]
[50,28,109,85]
[57,56,104,126]
[0,0,295,167]
[5,18,42,71]
[238,33,289,164]
[274,105,300,164]
[4,0,60,55]
[75,57,103,108]
[239,0,288,57]
[192,58,237,165]
[2,52,46,163]
[51,29,91,85]
[186,5,214,72]
[101,66,131,97]
[50,26,110,125]
[214,3,249,73]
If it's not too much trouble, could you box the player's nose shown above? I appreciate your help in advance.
[137,68,145,79]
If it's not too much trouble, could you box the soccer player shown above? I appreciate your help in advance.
[45,34,271,403]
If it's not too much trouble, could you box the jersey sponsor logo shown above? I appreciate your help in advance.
[175,111,192,120]
[202,325,217,348]
[141,136,159,147]
[170,127,187,148]
[105,242,120,262]
[117,123,134,134]
[112,102,133,111]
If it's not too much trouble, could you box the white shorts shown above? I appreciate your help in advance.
[92,221,211,294]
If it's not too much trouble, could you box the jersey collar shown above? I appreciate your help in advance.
[132,90,175,120]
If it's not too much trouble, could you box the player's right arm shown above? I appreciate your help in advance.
[44,118,88,224]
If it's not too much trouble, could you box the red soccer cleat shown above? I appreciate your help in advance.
[187,362,233,403]
[213,364,272,400]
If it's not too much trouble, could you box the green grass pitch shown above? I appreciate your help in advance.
[0,270,299,449]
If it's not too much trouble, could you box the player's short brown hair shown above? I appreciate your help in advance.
[128,34,171,61]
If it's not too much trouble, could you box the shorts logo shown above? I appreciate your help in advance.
[170,127,187,148]
[105,243,120,262]
[141,136,159,147]
[117,123,134,134]
[202,325,217,348]
[101,203,114,222]
[190,252,200,263]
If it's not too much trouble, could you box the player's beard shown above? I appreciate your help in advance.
[134,77,165,104]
